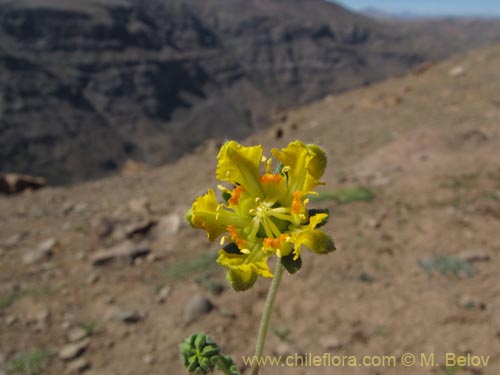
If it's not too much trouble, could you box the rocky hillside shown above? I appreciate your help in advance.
[1,42,500,375]
[2,0,500,184]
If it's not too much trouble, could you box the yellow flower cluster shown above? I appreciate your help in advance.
[186,140,335,291]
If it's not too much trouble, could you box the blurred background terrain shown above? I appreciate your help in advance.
[1,1,500,375]
[2,0,500,183]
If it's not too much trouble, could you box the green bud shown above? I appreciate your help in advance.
[179,333,220,374]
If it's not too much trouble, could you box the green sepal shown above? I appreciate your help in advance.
[217,354,241,375]
[187,359,200,372]
[194,333,207,348]
[274,162,284,174]
[281,252,302,274]
[222,191,231,203]
[202,346,220,358]
[199,357,212,372]
[222,242,242,255]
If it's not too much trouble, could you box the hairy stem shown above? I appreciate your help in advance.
[251,261,285,375]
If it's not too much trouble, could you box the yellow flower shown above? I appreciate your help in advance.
[186,140,335,291]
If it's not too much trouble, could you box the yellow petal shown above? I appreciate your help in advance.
[272,141,327,200]
[309,213,329,229]
[186,189,225,241]
[294,229,335,258]
[305,143,327,191]
[216,141,263,197]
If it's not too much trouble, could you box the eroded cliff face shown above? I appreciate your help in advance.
[1,0,499,184]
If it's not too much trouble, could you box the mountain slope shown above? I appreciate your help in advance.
[1,0,500,184]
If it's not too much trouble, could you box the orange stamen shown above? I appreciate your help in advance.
[263,234,288,251]
[229,185,245,205]
[259,173,282,184]
[291,191,304,214]
[227,224,246,247]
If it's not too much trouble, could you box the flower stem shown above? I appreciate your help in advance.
[251,261,285,375]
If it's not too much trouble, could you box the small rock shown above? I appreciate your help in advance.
[22,250,48,265]
[4,233,23,247]
[67,327,88,342]
[156,286,171,304]
[320,336,344,351]
[34,308,51,324]
[92,216,118,238]
[61,321,72,330]
[39,238,57,253]
[458,249,491,263]
[154,214,181,239]
[91,241,150,266]
[120,159,150,176]
[363,216,378,229]
[449,65,465,78]
[66,358,90,373]
[75,251,87,261]
[128,197,150,214]
[142,353,155,365]
[125,220,157,238]
[62,202,74,215]
[114,309,144,324]
[59,340,89,361]
[23,238,57,265]
[73,203,89,214]
[184,295,214,324]
[63,312,75,321]
[5,315,17,326]
[460,296,486,310]
[86,273,100,285]
[0,173,46,194]
[146,253,162,263]
[103,295,115,305]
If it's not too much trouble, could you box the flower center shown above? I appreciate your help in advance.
[248,198,285,239]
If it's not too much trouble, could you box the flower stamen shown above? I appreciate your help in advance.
[227,224,246,247]
[229,185,245,205]
[259,173,282,184]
